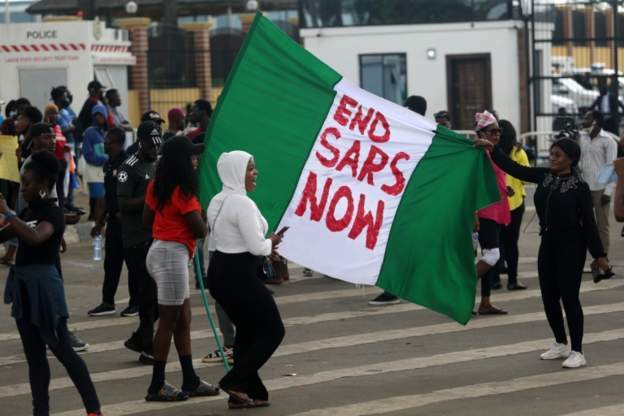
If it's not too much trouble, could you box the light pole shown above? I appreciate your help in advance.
[520,0,532,132]
[4,0,10,25]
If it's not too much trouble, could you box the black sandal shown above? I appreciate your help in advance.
[145,382,189,402]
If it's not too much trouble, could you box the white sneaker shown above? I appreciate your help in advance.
[540,342,570,360]
[562,351,587,369]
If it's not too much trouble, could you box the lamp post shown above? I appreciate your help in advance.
[612,0,620,134]
[5,0,10,24]
[520,0,532,132]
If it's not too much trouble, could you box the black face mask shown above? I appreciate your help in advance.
[58,99,70,108]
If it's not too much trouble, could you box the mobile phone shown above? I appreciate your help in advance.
[276,226,290,236]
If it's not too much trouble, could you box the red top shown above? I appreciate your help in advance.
[478,151,511,226]
[145,182,201,256]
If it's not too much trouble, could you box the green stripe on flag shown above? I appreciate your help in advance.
[198,13,341,229]
[376,126,500,325]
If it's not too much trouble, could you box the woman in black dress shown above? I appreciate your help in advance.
[476,138,610,369]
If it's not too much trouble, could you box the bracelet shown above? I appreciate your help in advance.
[4,211,17,222]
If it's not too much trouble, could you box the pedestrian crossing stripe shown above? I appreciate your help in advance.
[563,404,624,416]
[50,329,624,416]
[0,276,617,343]
[4,303,624,400]
[288,362,624,416]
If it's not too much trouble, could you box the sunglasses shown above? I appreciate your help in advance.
[484,128,502,135]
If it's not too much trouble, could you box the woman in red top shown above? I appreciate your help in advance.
[143,136,219,401]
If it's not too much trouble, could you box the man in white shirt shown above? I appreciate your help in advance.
[579,110,618,257]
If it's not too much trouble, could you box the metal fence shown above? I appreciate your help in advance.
[143,24,245,117]
[530,0,622,135]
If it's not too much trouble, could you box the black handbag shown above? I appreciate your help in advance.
[257,256,275,282]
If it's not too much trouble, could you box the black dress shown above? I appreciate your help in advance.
[490,147,605,352]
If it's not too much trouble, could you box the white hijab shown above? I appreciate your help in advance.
[207,150,253,229]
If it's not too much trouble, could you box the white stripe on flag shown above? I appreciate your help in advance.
[278,79,437,284]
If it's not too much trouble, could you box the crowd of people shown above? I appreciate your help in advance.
[1,79,623,415]
[0,80,288,414]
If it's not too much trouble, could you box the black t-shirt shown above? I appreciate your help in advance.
[103,150,126,220]
[15,198,65,266]
[117,154,156,248]
[126,141,139,157]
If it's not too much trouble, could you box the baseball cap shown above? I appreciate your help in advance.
[167,108,185,123]
[141,110,165,124]
[30,122,54,138]
[162,135,203,157]
[137,121,162,145]
[87,80,105,90]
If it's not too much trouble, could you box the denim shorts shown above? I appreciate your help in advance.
[146,240,190,306]
[87,182,105,199]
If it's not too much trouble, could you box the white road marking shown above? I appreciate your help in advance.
[289,363,624,416]
[561,404,624,416]
[50,328,624,416]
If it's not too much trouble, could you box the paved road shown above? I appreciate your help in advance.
[1,203,624,415]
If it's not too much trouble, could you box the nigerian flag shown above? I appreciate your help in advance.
[199,13,499,324]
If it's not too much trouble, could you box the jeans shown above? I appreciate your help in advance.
[16,318,100,415]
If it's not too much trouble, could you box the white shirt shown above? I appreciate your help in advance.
[207,193,272,256]
[579,129,618,195]
[206,150,272,256]
[600,95,611,114]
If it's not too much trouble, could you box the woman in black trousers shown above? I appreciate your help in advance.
[477,137,610,368]
[498,119,529,290]
[2,151,101,415]
[207,150,285,408]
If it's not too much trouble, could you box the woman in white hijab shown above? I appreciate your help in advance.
[207,150,285,409]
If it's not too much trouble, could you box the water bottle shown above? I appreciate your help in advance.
[92,234,103,261]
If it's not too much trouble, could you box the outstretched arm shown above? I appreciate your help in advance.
[483,143,547,184]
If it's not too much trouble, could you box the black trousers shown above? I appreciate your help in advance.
[16,317,100,415]
[538,231,586,352]
[55,159,67,209]
[207,251,285,401]
[500,203,525,284]
[124,240,158,354]
[102,220,137,306]
[478,218,501,298]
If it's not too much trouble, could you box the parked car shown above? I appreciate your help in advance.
[552,78,599,110]
[551,94,579,116]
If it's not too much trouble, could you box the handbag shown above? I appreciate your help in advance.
[257,257,275,282]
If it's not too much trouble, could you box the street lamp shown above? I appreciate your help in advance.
[520,0,532,132]
[246,0,259,12]
[125,1,138,15]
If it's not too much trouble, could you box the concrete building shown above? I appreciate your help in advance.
[299,0,541,132]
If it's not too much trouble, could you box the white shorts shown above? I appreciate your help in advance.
[147,240,190,306]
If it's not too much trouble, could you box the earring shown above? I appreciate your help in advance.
[38,190,47,199]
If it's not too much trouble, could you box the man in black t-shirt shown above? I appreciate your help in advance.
[118,121,161,364]
[88,127,138,317]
